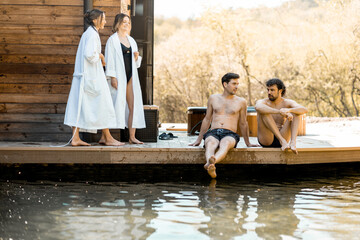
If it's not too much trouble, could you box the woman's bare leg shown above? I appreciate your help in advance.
[71,127,90,146]
[126,78,143,144]
[101,128,125,146]
[99,132,105,144]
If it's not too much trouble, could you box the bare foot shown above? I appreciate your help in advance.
[129,138,144,144]
[207,164,217,178]
[207,155,217,178]
[71,139,91,146]
[204,155,216,170]
[289,142,298,154]
[104,139,125,146]
[204,161,211,170]
[280,139,290,151]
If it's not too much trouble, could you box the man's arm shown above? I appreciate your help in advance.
[189,96,213,146]
[280,100,308,115]
[255,99,281,114]
[238,100,259,147]
[255,98,293,121]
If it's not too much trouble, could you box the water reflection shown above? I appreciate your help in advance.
[197,180,300,239]
[1,167,360,239]
[294,179,360,239]
[147,187,209,240]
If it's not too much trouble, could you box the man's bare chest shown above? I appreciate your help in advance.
[213,102,241,115]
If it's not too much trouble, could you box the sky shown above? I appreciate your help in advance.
[155,0,294,20]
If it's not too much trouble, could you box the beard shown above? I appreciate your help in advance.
[268,94,277,101]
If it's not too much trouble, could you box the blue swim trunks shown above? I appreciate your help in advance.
[203,128,240,148]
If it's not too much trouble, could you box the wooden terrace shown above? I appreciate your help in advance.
[1,123,360,165]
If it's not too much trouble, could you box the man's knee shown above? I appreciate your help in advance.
[205,138,219,148]
[220,137,236,148]
[257,135,273,146]
[258,113,274,122]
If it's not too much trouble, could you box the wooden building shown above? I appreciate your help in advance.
[0,0,154,142]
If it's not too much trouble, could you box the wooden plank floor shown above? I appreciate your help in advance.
[1,129,360,165]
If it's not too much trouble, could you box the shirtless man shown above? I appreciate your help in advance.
[189,73,259,178]
[255,78,308,154]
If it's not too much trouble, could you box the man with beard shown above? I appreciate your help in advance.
[255,78,307,154]
[189,73,259,178]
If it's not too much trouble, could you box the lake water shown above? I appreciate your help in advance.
[1,164,360,240]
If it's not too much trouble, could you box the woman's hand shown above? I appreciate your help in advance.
[100,53,106,66]
[134,51,139,61]
[111,77,118,90]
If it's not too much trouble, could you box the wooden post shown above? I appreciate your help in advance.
[84,0,93,31]
[131,0,154,105]
[121,0,131,15]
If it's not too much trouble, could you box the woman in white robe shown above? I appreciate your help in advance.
[105,13,146,144]
[64,9,124,146]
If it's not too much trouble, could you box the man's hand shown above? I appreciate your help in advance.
[189,138,202,146]
[280,108,293,121]
[111,77,118,90]
[134,52,139,61]
[100,53,106,66]
[279,108,289,116]
[285,112,293,121]
[247,143,260,147]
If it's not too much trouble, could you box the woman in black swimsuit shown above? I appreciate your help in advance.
[121,43,132,83]
[104,14,146,144]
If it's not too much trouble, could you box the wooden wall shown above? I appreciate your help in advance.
[0,0,128,141]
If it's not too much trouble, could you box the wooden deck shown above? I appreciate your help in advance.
[1,127,360,165]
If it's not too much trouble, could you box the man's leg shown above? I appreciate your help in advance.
[206,137,236,179]
[280,114,300,154]
[214,137,236,164]
[204,136,219,170]
[257,113,289,151]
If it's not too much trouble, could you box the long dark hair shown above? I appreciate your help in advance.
[112,13,130,33]
[84,9,104,29]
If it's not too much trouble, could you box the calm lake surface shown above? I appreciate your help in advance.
[1,164,360,240]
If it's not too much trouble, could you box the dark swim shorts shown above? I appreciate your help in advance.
[203,128,240,148]
[259,136,281,148]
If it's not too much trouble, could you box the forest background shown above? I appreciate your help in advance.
[153,0,360,123]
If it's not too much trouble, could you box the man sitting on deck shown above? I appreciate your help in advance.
[189,73,259,178]
[255,78,308,154]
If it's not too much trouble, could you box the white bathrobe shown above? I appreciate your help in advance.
[105,33,146,129]
[64,27,116,132]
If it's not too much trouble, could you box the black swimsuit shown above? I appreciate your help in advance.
[259,136,282,148]
[121,42,132,83]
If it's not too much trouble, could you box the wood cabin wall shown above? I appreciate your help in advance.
[94,0,130,38]
[0,0,129,142]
